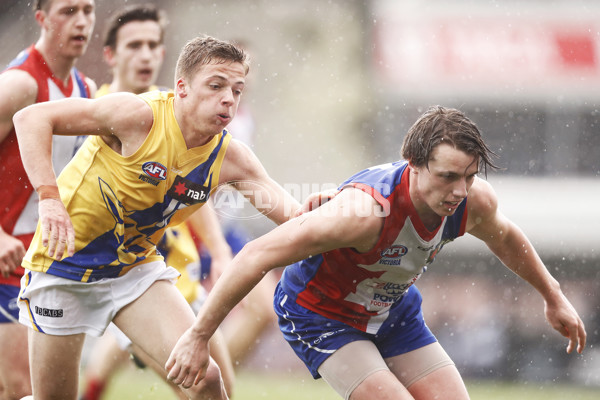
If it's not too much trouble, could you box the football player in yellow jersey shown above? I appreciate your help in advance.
[14,27,303,400]
[80,6,234,400]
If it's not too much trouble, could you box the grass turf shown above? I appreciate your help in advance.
[96,365,600,400]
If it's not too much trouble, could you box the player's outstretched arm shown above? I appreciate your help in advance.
[466,178,586,354]
[166,187,385,387]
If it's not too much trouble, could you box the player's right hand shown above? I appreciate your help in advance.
[0,230,26,278]
[39,198,75,260]
[166,327,211,388]
[544,291,587,355]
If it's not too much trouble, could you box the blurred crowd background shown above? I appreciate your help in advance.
[1,0,599,389]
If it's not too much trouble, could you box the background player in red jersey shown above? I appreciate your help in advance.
[0,1,96,398]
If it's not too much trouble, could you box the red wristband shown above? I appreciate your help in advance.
[37,185,60,201]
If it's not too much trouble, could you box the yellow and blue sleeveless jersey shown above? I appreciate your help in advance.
[22,90,231,282]
[97,85,201,302]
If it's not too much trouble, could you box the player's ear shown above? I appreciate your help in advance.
[103,46,116,67]
[175,78,187,97]
[34,9,46,29]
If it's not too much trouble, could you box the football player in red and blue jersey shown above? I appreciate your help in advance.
[167,106,586,400]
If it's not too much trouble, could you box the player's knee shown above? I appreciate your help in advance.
[185,361,227,400]
[2,375,32,400]
[349,370,408,400]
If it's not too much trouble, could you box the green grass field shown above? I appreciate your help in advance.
[98,365,600,400]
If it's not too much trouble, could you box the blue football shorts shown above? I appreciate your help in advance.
[0,284,21,323]
[274,283,437,378]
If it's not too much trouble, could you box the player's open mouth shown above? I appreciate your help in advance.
[72,35,87,43]
[138,68,153,78]
[443,201,460,211]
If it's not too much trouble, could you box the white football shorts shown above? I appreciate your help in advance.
[18,261,180,337]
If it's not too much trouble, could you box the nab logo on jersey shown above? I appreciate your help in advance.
[168,175,211,206]
[142,161,167,180]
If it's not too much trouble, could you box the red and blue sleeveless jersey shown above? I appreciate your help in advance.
[280,161,468,334]
[0,45,91,286]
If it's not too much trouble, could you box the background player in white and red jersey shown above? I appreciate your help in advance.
[166,106,586,400]
[0,0,95,398]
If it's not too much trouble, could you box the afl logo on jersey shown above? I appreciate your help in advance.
[381,245,408,258]
[142,161,167,180]
[380,245,407,265]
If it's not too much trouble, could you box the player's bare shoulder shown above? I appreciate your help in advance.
[465,176,499,232]
[0,69,38,114]
[96,92,151,121]
[0,68,38,94]
[94,92,154,155]
[0,69,38,141]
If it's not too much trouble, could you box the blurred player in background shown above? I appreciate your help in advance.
[0,0,96,398]
[167,106,586,400]
[78,5,234,400]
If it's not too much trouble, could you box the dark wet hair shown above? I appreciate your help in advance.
[103,4,167,49]
[401,106,499,175]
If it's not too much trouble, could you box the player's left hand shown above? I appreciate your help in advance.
[165,327,211,389]
[544,291,586,354]
[38,197,75,260]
